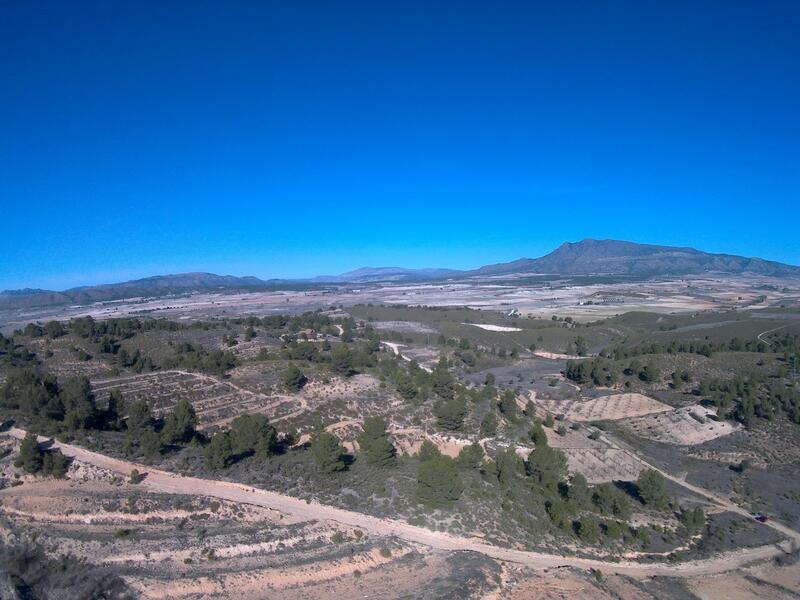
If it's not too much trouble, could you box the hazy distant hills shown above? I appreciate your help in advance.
[2,239,798,311]
[316,267,463,283]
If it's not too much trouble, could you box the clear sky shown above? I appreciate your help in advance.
[1,1,798,291]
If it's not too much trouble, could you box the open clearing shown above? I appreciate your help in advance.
[534,393,673,422]
[533,350,585,360]
[370,320,437,333]
[622,405,741,445]
[464,323,523,332]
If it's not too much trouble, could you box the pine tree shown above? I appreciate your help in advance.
[495,446,523,485]
[416,456,463,507]
[330,346,354,377]
[311,431,347,473]
[636,469,669,508]
[204,431,233,469]
[396,376,418,400]
[230,413,276,458]
[357,416,396,467]
[17,432,42,474]
[60,376,97,430]
[456,443,485,469]
[578,516,600,543]
[497,390,518,420]
[417,439,441,462]
[527,444,568,490]
[567,473,590,507]
[126,400,152,435]
[282,364,307,391]
[431,367,455,399]
[529,420,548,446]
[161,399,198,444]
[479,412,497,437]
[140,430,163,460]
[42,450,70,478]
[433,396,466,431]
[106,388,126,430]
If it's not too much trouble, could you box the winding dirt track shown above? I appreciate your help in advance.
[380,342,433,372]
[599,433,800,545]
[4,428,797,578]
[757,324,790,346]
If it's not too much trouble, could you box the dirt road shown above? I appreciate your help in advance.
[757,325,790,346]
[380,341,433,372]
[4,428,796,578]
[595,429,800,545]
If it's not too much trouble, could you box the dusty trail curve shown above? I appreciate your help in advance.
[3,428,797,578]
[757,324,790,346]
[380,341,433,372]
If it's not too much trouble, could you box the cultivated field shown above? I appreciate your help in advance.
[534,393,673,422]
[622,405,741,445]
[92,371,302,429]
[562,448,645,483]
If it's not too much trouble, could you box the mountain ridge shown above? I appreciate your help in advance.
[469,239,799,278]
[2,239,798,310]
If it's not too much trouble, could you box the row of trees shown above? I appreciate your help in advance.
[601,336,774,361]
[566,358,664,386]
[700,374,800,425]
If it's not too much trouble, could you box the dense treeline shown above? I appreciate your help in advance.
[566,358,665,386]
[21,315,189,345]
[1,369,102,433]
[699,374,800,425]
[600,335,777,360]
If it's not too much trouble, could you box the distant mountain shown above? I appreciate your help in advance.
[0,273,280,311]
[0,288,52,296]
[2,240,798,312]
[318,267,463,283]
[79,272,270,293]
[470,239,800,278]
[0,266,460,311]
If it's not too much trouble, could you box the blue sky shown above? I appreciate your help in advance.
[1,1,798,290]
